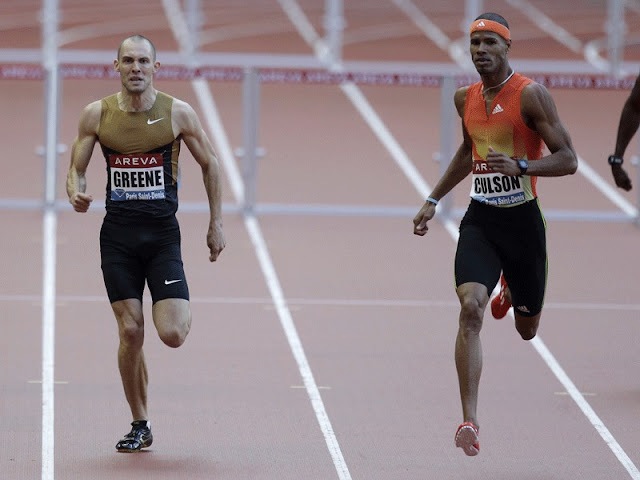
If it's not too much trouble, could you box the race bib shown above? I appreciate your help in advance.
[470,160,526,206]
[109,154,166,201]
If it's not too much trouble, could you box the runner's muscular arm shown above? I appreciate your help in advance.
[489,82,577,177]
[173,99,226,262]
[413,87,473,236]
[609,73,640,191]
[66,101,100,212]
[614,73,640,160]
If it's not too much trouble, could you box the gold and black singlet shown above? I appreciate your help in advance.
[98,92,181,218]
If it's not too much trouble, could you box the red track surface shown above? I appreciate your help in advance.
[1,1,639,479]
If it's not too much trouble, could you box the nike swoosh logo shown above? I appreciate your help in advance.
[164,279,182,285]
[147,118,164,125]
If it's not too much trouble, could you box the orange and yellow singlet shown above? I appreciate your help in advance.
[464,73,543,207]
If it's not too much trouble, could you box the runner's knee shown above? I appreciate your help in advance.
[158,324,189,348]
[517,325,537,341]
[156,312,191,348]
[118,319,144,348]
[515,313,540,341]
[113,302,145,348]
[152,299,191,347]
[458,296,485,334]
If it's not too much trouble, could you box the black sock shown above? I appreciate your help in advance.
[132,420,150,429]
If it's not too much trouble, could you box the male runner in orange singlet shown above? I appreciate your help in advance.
[413,13,578,456]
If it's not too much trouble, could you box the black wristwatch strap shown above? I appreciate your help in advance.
[608,155,623,165]
[517,158,528,175]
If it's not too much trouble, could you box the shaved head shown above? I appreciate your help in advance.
[117,35,156,62]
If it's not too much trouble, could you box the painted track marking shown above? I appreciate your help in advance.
[279,0,640,477]
[162,1,353,478]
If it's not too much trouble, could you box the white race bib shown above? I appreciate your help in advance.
[470,160,526,206]
[109,154,166,201]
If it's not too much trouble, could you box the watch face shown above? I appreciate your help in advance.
[516,159,528,175]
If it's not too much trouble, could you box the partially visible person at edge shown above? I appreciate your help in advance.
[606,72,639,191]
[66,34,225,452]
[412,13,577,456]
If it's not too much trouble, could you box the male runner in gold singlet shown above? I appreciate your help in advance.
[66,35,225,452]
[412,13,578,456]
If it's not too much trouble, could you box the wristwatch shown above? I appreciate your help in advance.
[516,158,528,175]
[608,155,623,166]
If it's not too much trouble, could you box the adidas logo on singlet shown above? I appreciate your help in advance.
[492,104,504,114]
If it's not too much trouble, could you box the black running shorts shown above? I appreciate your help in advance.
[99,214,189,304]
[454,199,547,317]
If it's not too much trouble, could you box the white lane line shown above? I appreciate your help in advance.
[57,15,167,46]
[41,0,59,477]
[505,0,583,53]
[532,336,640,479]
[337,82,460,241]
[280,0,639,476]
[161,0,244,200]
[277,0,329,61]
[278,0,459,242]
[400,0,632,219]
[391,0,450,50]
[4,294,640,311]
[391,0,469,68]
[339,84,431,196]
[577,155,638,217]
[162,1,351,478]
[41,209,56,480]
[583,40,613,73]
[199,20,293,46]
[161,0,195,55]
[292,385,332,390]
[279,0,459,239]
[403,0,632,220]
[244,216,352,480]
[342,22,417,46]
[190,78,245,201]
[506,0,621,74]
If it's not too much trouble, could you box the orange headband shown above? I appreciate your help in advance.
[469,19,510,40]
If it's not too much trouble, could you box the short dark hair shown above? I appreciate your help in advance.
[474,12,509,29]
[117,35,156,61]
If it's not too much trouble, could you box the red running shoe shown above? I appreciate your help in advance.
[491,273,511,319]
[455,422,480,456]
